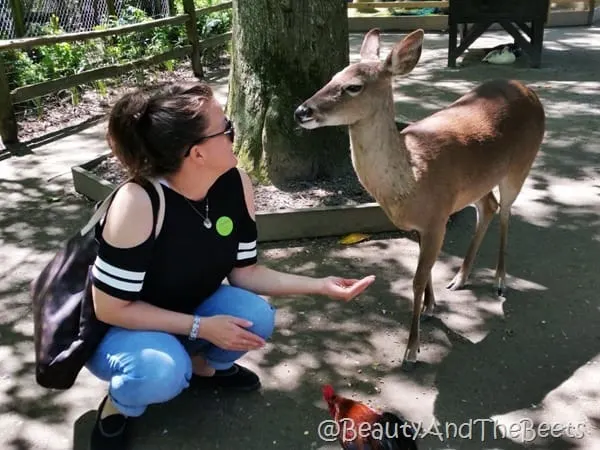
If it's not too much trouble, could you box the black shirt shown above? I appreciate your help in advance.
[91,168,258,314]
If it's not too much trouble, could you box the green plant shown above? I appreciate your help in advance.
[3,3,233,115]
[196,8,232,67]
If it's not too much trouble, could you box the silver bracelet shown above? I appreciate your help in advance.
[189,315,201,341]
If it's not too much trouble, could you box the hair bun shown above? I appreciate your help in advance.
[132,96,150,123]
[107,81,214,180]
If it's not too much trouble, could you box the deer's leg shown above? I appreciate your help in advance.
[402,224,446,371]
[416,234,436,320]
[447,192,498,291]
[496,206,510,296]
[496,181,521,296]
[422,273,435,319]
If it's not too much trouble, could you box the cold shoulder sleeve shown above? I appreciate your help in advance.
[232,169,258,268]
[90,182,159,300]
[234,211,257,267]
[91,236,154,301]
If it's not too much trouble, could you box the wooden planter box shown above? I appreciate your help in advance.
[348,14,448,32]
[71,153,400,243]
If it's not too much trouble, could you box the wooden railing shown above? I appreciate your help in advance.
[347,1,448,8]
[347,0,595,13]
[0,1,232,145]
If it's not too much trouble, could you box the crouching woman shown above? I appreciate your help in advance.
[86,81,375,449]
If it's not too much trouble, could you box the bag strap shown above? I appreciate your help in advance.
[79,177,165,238]
[149,178,166,236]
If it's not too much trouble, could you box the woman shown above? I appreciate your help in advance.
[86,81,375,449]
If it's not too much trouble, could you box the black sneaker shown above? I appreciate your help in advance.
[189,364,261,392]
[89,395,130,450]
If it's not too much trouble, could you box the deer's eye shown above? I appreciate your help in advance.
[344,84,363,96]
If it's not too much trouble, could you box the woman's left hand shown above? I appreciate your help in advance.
[319,275,376,301]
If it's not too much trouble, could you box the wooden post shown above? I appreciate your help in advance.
[0,55,19,144]
[154,0,162,17]
[447,16,457,67]
[182,0,203,79]
[167,0,176,16]
[588,0,596,25]
[8,0,26,37]
[106,0,117,17]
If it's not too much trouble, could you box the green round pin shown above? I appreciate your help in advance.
[216,216,234,236]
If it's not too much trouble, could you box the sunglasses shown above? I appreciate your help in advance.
[184,118,235,157]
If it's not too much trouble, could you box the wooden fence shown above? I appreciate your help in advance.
[347,0,596,15]
[0,1,232,145]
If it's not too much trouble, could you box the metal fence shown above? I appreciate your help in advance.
[0,0,171,38]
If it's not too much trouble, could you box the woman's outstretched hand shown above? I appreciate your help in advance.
[318,275,376,301]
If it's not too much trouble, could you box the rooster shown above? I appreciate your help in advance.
[322,385,418,450]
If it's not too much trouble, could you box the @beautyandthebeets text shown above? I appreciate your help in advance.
[317,418,587,443]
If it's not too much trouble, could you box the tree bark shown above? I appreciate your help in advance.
[227,0,351,186]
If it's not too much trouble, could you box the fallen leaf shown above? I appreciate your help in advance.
[339,233,370,245]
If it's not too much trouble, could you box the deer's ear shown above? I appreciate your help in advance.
[360,28,381,61]
[384,29,424,75]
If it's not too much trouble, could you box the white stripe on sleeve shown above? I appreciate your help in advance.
[94,257,145,281]
[92,265,144,293]
[237,249,257,260]
[238,240,256,251]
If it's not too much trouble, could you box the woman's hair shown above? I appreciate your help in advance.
[107,81,214,179]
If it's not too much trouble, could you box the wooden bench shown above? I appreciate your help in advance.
[448,0,550,68]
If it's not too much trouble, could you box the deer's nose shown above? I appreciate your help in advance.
[294,104,314,123]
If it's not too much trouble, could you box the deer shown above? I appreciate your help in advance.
[293,28,545,371]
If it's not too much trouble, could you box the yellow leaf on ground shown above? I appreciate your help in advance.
[339,233,370,245]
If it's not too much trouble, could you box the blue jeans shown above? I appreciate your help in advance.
[85,285,276,417]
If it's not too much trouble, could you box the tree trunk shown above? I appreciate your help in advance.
[227,0,351,186]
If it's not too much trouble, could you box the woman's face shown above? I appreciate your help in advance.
[197,98,238,173]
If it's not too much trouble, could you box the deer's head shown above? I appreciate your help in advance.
[294,28,424,129]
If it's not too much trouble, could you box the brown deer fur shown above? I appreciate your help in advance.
[294,29,545,370]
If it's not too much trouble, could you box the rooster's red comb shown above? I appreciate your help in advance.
[322,384,336,401]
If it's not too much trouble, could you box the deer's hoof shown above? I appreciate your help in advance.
[446,272,466,291]
[401,347,419,372]
[496,279,506,297]
[420,310,434,322]
[401,359,417,372]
